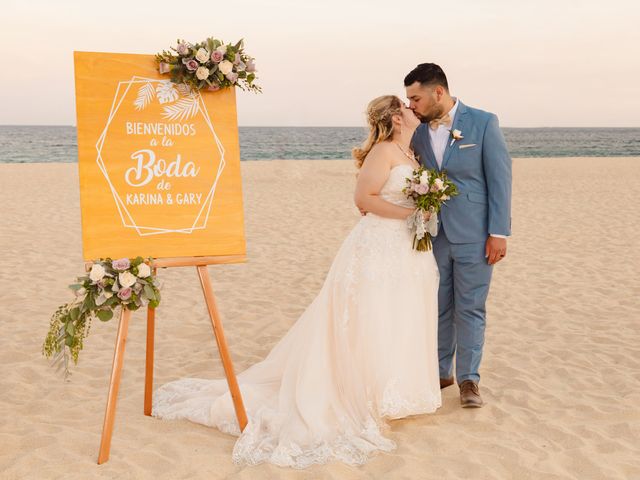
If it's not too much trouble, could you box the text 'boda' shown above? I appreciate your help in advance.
[125,149,200,187]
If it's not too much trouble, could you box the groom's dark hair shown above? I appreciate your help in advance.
[404,63,449,91]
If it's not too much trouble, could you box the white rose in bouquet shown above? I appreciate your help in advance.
[89,263,106,282]
[195,48,210,63]
[219,60,233,75]
[118,271,137,289]
[196,66,210,80]
[137,263,151,278]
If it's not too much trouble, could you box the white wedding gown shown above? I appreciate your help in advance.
[152,164,441,468]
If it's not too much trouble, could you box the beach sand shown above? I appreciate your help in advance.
[1,158,639,479]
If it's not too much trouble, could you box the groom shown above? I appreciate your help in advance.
[405,63,512,408]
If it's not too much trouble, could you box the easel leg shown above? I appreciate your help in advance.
[196,265,248,431]
[143,304,155,416]
[97,307,131,465]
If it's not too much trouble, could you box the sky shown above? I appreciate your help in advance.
[2,0,639,127]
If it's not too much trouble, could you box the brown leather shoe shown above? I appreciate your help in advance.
[459,380,484,408]
[440,377,455,389]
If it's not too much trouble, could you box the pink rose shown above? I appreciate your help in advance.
[112,258,130,271]
[117,287,132,301]
[185,59,199,71]
[176,42,190,56]
[414,183,429,195]
[211,50,223,63]
[226,72,238,83]
[246,60,256,73]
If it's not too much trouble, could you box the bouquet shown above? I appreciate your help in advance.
[403,167,459,251]
[42,257,161,379]
[156,37,260,93]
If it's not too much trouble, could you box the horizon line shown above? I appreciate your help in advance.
[2,124,640,129]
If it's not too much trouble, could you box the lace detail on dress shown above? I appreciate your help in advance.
[381,377,442,419]
[231,413,395,468]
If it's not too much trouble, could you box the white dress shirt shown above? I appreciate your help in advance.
[429,98,507,239]
[429,99,458,169]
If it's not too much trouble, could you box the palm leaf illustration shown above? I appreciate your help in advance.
[134,82,155,110]
[156,81,179,104]
[161,94,200,121]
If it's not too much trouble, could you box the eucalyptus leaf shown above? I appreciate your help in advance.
[96,310,113,322]
[65,322,76,336]
[143,285,156,301]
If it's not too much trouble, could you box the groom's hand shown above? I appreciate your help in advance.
[485,236,507,265]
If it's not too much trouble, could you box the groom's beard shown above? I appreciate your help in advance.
[415,112,431,123]
[416,107,441,123]
[420,105,446,123]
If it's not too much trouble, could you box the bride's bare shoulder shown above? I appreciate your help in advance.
[368,142,396,155]
[364,142,395,165]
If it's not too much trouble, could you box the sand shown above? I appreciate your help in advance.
[0,158,639,479]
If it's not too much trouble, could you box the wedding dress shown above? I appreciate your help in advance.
[152,164,441,468]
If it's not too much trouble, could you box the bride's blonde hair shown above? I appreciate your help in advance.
[352,95,403,168]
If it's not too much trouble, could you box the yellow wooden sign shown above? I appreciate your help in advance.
[74,51,246,261]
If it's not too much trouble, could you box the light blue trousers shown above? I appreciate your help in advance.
[432,228,493,384]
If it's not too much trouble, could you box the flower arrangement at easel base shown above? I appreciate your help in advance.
[42,257,161,379]
[156,37,261,93]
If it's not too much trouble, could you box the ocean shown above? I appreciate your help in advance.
[0,126,638,163]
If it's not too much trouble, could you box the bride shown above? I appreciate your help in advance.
[153,95,442,468]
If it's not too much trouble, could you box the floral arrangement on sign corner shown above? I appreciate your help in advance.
[156,37,260,93]
[42,257,161,379]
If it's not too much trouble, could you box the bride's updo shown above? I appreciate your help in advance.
[352,95,403,168]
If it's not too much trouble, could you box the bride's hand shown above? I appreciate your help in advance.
[421,210,431,222]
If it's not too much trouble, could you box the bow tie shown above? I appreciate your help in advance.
[429,114,452,130]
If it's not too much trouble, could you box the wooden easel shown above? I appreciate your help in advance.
[96,255,248,464]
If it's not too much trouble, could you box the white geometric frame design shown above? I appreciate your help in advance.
[95,76,225,236]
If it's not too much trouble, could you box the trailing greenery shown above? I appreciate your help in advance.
[43,256,161,379]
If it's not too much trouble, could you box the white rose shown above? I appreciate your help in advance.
[219,60,233,75]
[419,171,430,185]
[434,178,445,191]
[137,263,151,278]
[118,271,137,288]
[75,287,86,297]
[89,263,106,282]
[195,48,210,63]
[195,66,210,80]
[452,129,463,139]
[216,45,227,55]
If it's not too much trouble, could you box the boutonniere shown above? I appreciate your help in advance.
[449,129,463,147]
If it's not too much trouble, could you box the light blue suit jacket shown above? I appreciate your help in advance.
[412,101,512,243]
